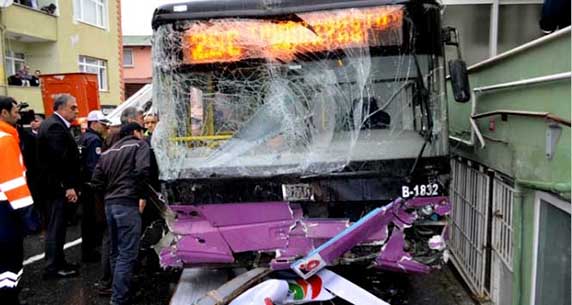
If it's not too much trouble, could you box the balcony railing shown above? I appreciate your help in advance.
[7,85,43,113]
[14,1,57,13]
[3,2,57,42]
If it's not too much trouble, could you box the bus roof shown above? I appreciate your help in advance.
[152,0,436,29]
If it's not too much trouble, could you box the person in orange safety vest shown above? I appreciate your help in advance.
[0,96,39,305]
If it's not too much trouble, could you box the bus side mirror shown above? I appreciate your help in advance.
[443,27,472,103]
[449,59,471,103]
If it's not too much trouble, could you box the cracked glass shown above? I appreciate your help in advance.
[151,5,448,180]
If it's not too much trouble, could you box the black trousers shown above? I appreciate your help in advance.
[45,197,68,272]
[81,188,104,257]
[100,226,111,284]
[0,202,24,305]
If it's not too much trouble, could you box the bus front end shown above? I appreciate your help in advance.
[151,0,451,274]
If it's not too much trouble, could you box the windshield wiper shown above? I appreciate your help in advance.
[409,53,433,176]
[413,53,433,139]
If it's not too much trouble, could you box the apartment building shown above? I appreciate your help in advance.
[122,35,151,99]
[0,0,123,113]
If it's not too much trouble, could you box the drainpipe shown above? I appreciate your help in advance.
[513,185,524,305]
[0,9,8,95]
[489,0,499,57]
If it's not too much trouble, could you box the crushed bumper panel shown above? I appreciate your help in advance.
[158,196,451,275]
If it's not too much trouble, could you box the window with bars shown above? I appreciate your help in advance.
[79,55,108,91]
[74,0,107,28]
[123,48,134,67]
[5,51,25,77]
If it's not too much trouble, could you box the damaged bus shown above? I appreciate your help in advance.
[149,0,469,286]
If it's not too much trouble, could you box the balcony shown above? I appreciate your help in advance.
[2,3,57,42]
[7,85,43,113]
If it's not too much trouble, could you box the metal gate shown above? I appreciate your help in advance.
[450,158,516,304]
[490,177,515,305]
[449,158,491,298]
[491,177,514,271]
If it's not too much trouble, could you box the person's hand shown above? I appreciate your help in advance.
[139,199,146,214]
[65,188,78,203]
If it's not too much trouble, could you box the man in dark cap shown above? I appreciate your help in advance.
[91,123,150,305]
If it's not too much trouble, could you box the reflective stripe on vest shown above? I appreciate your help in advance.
[0,269,23,288]
[0,128,32,209]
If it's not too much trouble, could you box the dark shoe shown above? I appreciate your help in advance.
[42,268,79,280]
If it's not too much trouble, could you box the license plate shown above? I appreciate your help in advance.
[401,183,440,198]
[282,184,314,201]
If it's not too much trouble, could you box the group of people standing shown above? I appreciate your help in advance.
[0,93,159,305]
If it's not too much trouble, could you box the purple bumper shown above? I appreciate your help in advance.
[159,197,451,274]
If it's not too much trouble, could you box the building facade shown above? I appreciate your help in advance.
[441,2,571,305]
[122,35,151,99]
[447,25,570,305]
[0,0,123,113]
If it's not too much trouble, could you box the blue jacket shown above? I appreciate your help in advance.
[80,128,104,182]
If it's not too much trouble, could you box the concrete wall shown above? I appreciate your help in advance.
[449,30,570,183]
[448,28,571,305]
[56,0,122,105]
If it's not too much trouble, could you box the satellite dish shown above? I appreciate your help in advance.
[0,0,13,8]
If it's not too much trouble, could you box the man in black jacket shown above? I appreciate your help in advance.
[37,93,80,279]
[91,123,150,305]
[20,114,43,225]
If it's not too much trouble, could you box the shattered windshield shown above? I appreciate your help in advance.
[152,5,448,180]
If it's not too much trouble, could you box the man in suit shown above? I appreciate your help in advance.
[37,93,81,279]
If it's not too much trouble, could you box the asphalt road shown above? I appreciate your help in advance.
[19,224,475,305]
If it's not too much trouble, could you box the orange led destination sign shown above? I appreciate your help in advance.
[183,6,404,64]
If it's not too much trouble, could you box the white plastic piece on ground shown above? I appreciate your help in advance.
[229,276,335,305]
[320,269,390,305]
[229,269,389,305]
[443,249,450,263]
[229,280,290,305]
[428,235,446,251]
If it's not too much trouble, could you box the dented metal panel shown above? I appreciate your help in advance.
[158,196,451,276]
